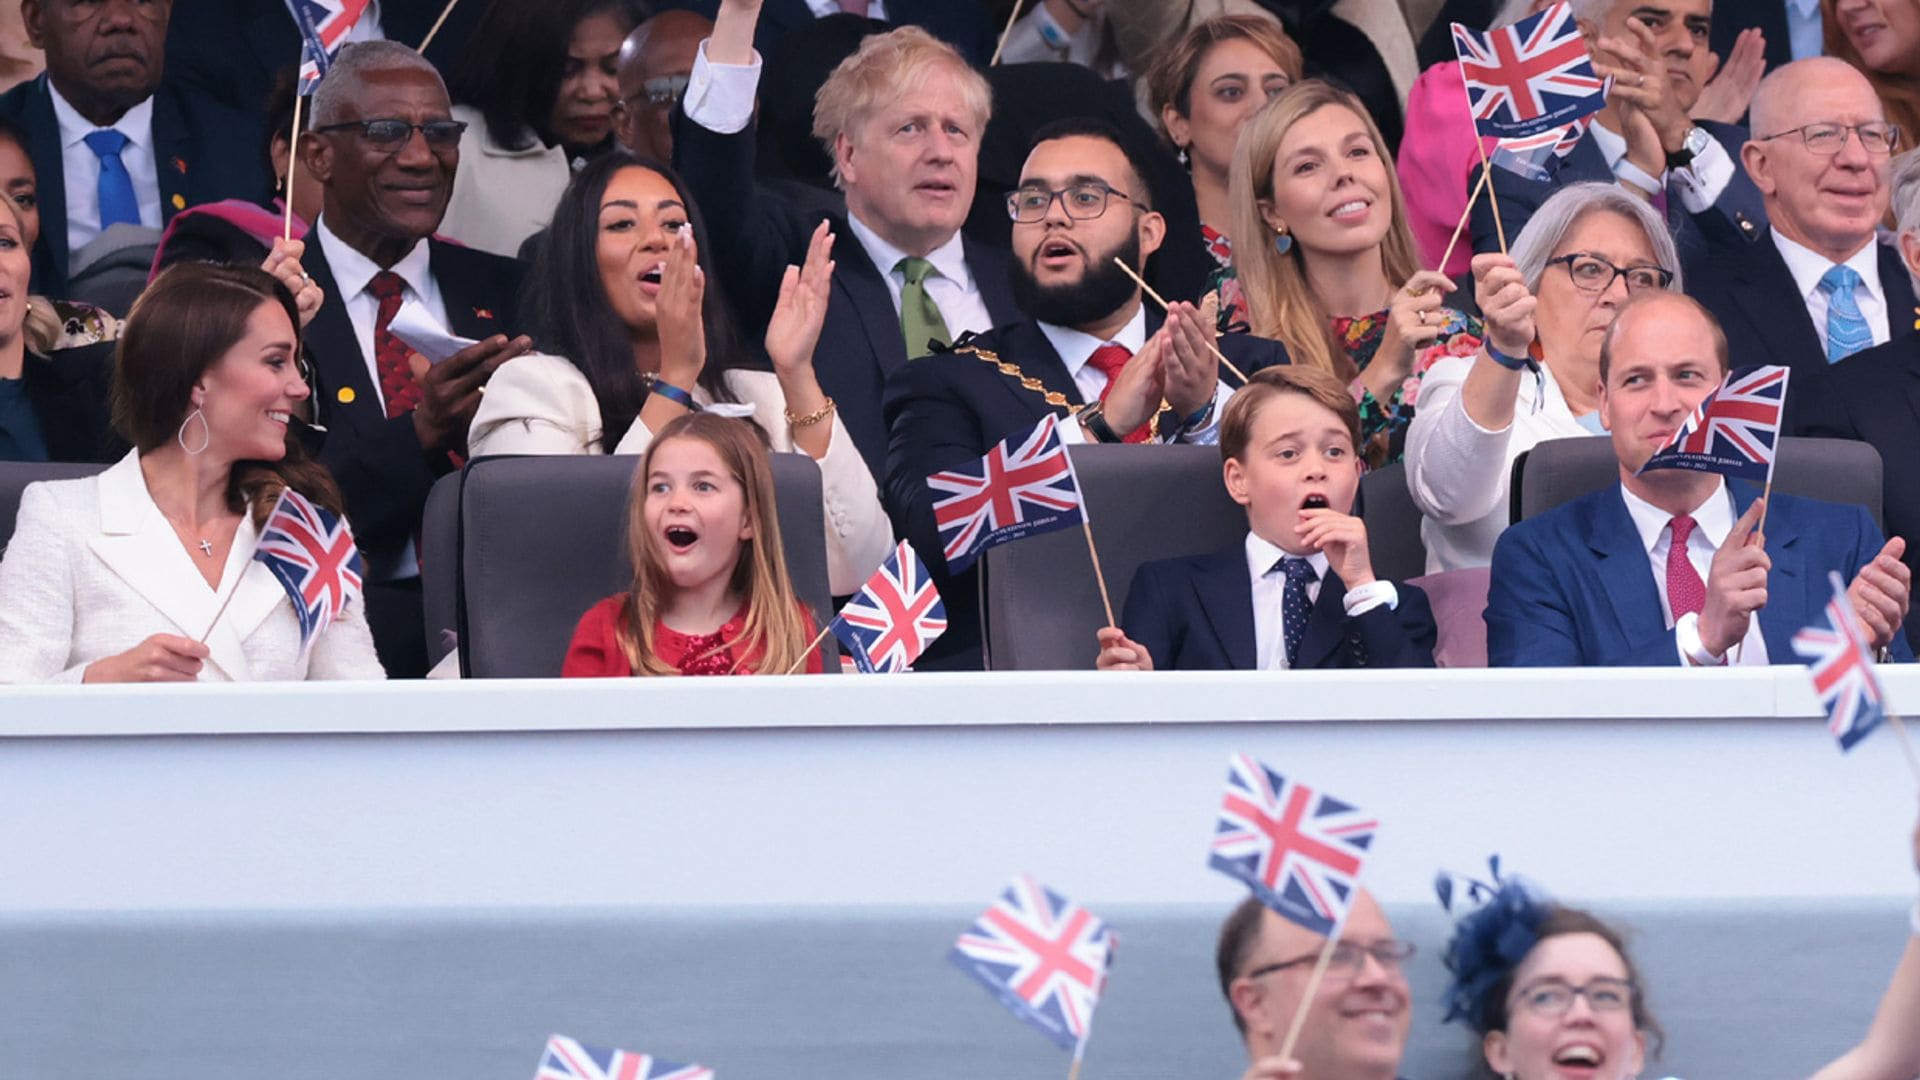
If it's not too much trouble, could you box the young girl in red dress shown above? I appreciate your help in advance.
[562,413,825,676]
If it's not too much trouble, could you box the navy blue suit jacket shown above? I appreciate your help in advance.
[882,312,1290,669]
[1487,482,1912,666]
[1688,229,1919,435]
[1122,545,1436,671]
[1471,120,1765,266]
[659,0,996,65]
[0,75,267,297]
[672,106,1020,484]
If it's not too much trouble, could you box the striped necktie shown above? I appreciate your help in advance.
[1818,264,1872,363]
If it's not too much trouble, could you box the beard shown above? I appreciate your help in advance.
[1010,229,1143,330]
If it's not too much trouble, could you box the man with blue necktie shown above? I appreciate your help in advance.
[1687,57,1917,434]
[0,0,265,299]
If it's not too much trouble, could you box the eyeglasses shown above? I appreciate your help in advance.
[1755,121,1901,156]
[1511,978,1635,1017]
[1244,939,1417,981]
[1006,182,1138,223]
[311,118,468,151]
[1547,253,1674,295]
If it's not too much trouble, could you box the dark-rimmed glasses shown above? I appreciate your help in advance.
[1510,978,1635,1017]
[1547,253,1674,295]
[1006,182,1138,223]
[1755,122,1900,156]
[1244,939,1417,981]
[311,119,468,151]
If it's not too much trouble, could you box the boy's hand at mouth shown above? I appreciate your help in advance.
[1297,502,1375,589]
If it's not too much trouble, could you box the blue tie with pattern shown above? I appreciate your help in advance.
[1818,264,1872,364]
[1278,557,1316,668]
[82,129,140,230]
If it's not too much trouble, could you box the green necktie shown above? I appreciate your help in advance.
[896,255,953,358]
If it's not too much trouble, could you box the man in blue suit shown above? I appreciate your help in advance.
[3,0,266,298]
[1487,291,1911,667]
[1472,0,1766,265]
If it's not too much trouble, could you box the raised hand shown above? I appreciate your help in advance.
[1847,537,1911,651]
[1377,269,1456,377]
[1161,300,1220,419]
[1692,27,1766,124]
[655,227,708,389]
[1471,252,1536,357]
[1095,626,1155,671]
[1298,507,1376,590]
[1098,329,1168,436]
[410,333,535,453]
[1594,20,1692,163]
[765,219,835,380]
[1699,497,1770,658]
[261,236,325,330]
[82,634,210,683]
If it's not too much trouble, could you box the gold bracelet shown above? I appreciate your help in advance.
[785,396,836,428]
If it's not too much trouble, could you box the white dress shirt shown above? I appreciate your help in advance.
[1617,480,1768,665]
[313,216,450,412]
[47,83,162,255]
[1244,532,1397,670]
[1770,229,1890,354]
[1038,306,1231,446]
[1586,116,1734,212]
[683,40,994,338]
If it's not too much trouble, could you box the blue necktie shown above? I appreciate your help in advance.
[1818,264,1872,364]
[82,129,139,231]
[1277,557,1316,668]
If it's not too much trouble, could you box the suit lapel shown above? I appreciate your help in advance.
[150,85,192,221]
[430,241,508,339]
[1733,235,1824,369]
[1293,567,1352,670]
[832,225,913,381]
[1734,482,1804,661]
[1879,243,1918,346]
[993,319,1083,418]
[25,78,69,286]
[1585,488,1670,647]
[1190,548,1258,670]
[966,236,1019,328]
[300,243,386,430]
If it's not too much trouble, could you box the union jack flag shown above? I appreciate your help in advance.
[950,874,1115,1055]
[829,540,946,673]
[1452,3,1606,139]
[1637,365,1790,484]
[1792,571,1886,752]
[928,413,1087,574]
[284,0,372,93]
[533,1035,713,1080]
[1210,754,1378,936]
[253,489,364,649]
[1489,115,1592,180]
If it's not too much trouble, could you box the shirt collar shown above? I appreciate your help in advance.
[48,80,154,150]
[1245,531,1330,582]
[1787,0,1819,16]
[1618,477,1733,554]
[1585,117,1628,171]
[314,214,431,303]
[844,210,972,293]
[1037,304,1148,379]
[1770,228,1882,304]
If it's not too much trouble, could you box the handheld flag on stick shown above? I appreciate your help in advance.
[1489,115,1591,182]
[830,540,947,673]
[930,413,1088,575]
[285,0,371,92]
[1635,365,1789,485]
[534,1034,713,1080]
[1209,753,1378,936]
[950,874,1115,1061]
[1451,4,1607,140]
[252,488,365,649]
[1793,571,1888,752]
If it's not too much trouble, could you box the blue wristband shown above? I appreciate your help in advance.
[1485,343,1531,371]
[647,376,699,411]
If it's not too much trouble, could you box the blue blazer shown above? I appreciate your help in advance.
[1486,482,1913,666]
[1121,545,1436,671]
[1471,120,1766,266]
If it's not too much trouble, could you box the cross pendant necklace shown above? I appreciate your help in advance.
[198,539,214,557]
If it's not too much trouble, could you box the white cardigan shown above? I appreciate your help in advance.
[0,453,385,683]
[467,353,893,595]
[1401,353,1599,573]
[437,104,573,260]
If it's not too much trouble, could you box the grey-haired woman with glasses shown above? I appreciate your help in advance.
[1402,182,1682,573]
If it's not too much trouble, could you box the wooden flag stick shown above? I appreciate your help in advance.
[989,0,1024,65]
[1082,518,1117,629]
[1469,141,1508,254]
[1275,931,1342,1062]
[1110,258,1248,383]
[1067,1056,1083,1080]
[1885,714,1920,788]
[198,580,247,645]
[282,90,306,241]
[417,0,462,54]
[783,623,834,675]
[1436,166,1491,273]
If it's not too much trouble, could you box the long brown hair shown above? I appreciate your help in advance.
[616,413,812,675]
[1144,14,1305,146]
[1229,80,1422,381]
[1822,0,1920,219]
[110,262,343,527]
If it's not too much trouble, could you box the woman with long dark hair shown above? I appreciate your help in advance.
[469,153,889,594]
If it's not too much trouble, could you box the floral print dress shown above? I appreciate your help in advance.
[1332,306,1483,465]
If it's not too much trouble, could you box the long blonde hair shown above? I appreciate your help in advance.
[1228,80,1422,380]
[617,413,813,676]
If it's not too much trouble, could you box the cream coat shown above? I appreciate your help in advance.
[468,354,892,594]
[0,453,385,683]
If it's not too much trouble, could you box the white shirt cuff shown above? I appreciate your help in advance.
[1670,138,1734,214]
[684,39,762,135]
[1674,611,1728,666]
[1058,412,1090,445]
[1612,156,1665,197]
[1342,579,1398,616]
[1169,382,1234,446]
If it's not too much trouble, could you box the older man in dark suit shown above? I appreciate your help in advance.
[0,0,266,299]
[297,41,530,678]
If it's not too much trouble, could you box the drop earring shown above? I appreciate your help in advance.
[1272,227,1292,255]
[1177,144,1190,168]
[177,406,210,456]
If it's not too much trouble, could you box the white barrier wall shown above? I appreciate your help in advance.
[2,668,1916,911]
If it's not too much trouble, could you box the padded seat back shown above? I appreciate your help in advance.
[0,462,109,549]
[1359,461,1426,583]
[421,472,463,668]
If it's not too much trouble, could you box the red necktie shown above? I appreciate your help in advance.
[836,0,870,12]
[368,271,422,419]
[1085,343,1152,444]
[1666,515,1705,621]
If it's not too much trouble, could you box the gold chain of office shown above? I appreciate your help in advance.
[950,340,1167,438]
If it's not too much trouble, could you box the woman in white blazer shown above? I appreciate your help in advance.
[469,154,891,595]
[0,263,384,683]
[1401,183,1684,573]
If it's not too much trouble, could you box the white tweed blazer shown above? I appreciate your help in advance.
[0,452,386,683]
[468,354,893,594]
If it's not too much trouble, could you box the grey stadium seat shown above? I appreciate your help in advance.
[420,471,464,669]
[0,461,109,549]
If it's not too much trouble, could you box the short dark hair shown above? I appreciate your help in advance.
[1215,896,1269,1037]
[1025,116,1157,212]
[1597,292,1729,386]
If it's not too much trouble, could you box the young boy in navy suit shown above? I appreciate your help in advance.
[1096,366,1436,671]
